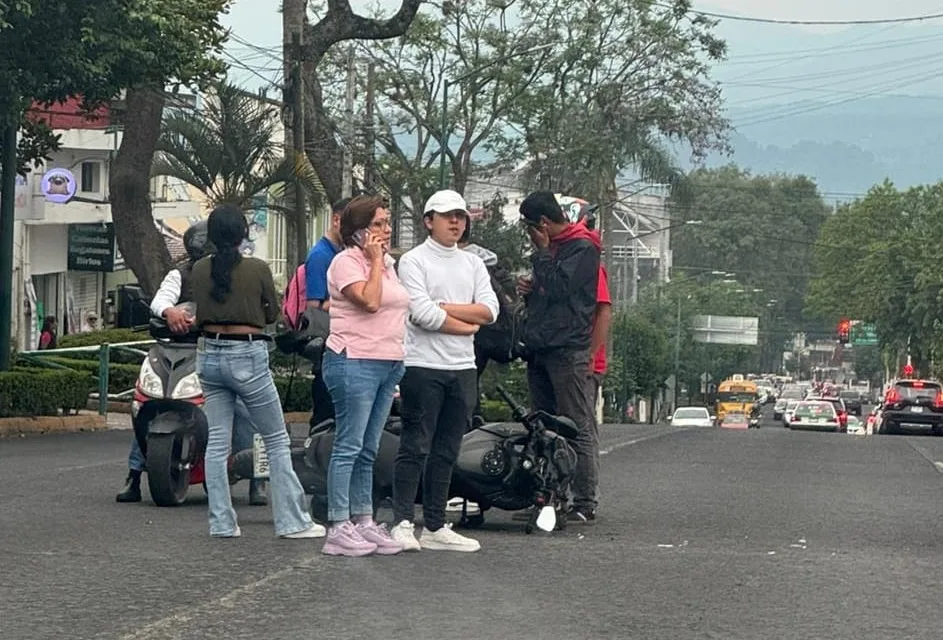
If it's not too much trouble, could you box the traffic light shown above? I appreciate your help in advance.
[837,319,850,344]
[903,363,915,378]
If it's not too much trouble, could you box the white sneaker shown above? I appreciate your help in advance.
[389,520,421,552]
[281,523,327,539]
[445,498,481,514]
[420,523,480,552]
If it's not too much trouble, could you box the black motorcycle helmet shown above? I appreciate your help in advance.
[183,220,210,262]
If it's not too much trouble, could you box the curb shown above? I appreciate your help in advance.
[0,414,108,437]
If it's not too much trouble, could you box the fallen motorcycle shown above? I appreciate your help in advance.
[296,385,579,534]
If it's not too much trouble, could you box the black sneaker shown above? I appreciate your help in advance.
[566,506,596,524]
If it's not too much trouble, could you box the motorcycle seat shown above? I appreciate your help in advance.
[539,412,580,440]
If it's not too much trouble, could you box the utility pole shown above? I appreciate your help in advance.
[290,31,307,265]
[673,295,682,410]
[342,47,356,198]
[0,122,16,370]
[363,62,376,192]
[631,216,640,304]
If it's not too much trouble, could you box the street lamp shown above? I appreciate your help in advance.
[438,43,555,189]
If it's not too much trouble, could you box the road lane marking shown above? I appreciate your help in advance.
[904,440,943,475]
[55,459,126,472]
[599,428,691,457]
[113,555,324,640]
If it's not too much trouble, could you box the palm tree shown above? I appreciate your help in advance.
[151,79,323,267]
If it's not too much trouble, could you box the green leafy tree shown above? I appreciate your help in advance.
[0,0,229,370]
[504,0,729,203]
[340,0,553,214]
[151,80,324,211]
[806,181,943,376]
[671,165,830,333]
[607,311,671,418]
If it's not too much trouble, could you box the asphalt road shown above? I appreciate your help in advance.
[3,417,943,640]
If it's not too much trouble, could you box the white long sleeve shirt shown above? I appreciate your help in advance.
[398,237,500,370]
[150,269,182,318]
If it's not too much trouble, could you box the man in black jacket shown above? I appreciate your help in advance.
[518,191,601,522]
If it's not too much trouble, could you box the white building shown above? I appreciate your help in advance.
[11,101,200,351]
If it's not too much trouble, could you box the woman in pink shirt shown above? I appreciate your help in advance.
[321,195,409,557]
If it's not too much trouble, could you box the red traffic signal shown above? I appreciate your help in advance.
[837,319,851,344]
[903,363,915,377]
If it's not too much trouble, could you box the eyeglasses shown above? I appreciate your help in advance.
[369,219,393,230]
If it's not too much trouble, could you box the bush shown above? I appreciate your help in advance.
[0,370,95,417]
[274,375,312,413]
[17,356,141,395]
[479,399,512,422]
[53,329,150,364]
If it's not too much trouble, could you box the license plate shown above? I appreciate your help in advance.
[253,433,270,479]
[911,406,924,413]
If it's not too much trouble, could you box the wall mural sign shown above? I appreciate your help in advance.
[41,168,77,204]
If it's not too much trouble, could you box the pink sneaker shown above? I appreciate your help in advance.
[321,522,378,557]
[356,521,405,555]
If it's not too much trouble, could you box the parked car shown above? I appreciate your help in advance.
[670,407,714,428]
[788,401,841,432]
[878,379,943,435]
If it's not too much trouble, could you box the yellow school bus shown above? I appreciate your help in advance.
[715,378,760,424]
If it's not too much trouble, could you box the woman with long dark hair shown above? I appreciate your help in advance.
[38,316,58,350]
[190,204,323,539]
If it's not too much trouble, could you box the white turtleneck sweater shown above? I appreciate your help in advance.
[397,237,500,370]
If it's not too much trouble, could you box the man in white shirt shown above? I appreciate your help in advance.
[116,222,267,505]
[390,190,500,553]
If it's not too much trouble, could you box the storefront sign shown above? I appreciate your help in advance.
[67,223,116,272]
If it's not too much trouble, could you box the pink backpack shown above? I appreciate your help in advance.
[281,263,307,332]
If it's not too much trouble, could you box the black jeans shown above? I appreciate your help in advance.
[526,348,599,511]
[392,366,478,532]
[309,369,335,429]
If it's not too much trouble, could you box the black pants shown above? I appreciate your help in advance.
[527,348,599,510]
[392,366,478,532]
[309,369,335,429]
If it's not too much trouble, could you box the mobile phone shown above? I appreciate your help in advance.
[352,229,368,248]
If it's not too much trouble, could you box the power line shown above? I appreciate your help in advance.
[672,4,943,26]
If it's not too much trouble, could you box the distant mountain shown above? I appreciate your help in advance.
[696,96,943,201]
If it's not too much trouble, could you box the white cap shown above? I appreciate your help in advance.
[423,189,468,215]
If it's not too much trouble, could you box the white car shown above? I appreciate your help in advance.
[781,400,800,427]
[670,407,714,428]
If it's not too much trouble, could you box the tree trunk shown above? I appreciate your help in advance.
[109,86,172,296]
[299,0,423,206]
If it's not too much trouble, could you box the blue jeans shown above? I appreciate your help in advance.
[127,399,257,472]
[322,348,404,523]
[197,339,312,537]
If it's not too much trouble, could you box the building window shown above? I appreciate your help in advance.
[80,162,102,194]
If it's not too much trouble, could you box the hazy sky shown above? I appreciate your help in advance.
[220,1,943,106]
[222,0,943,45]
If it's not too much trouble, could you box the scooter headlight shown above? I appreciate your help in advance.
[172,372,202,399]
[137,358,164,398]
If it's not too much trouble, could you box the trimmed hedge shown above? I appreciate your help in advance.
[57,328,143,348]
[0,369,95,417]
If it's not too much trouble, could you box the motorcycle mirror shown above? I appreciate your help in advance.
[536,505,556,532]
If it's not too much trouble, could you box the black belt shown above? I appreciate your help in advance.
[202,332,272,342]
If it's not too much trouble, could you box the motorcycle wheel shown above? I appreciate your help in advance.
[146,433,191,507]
